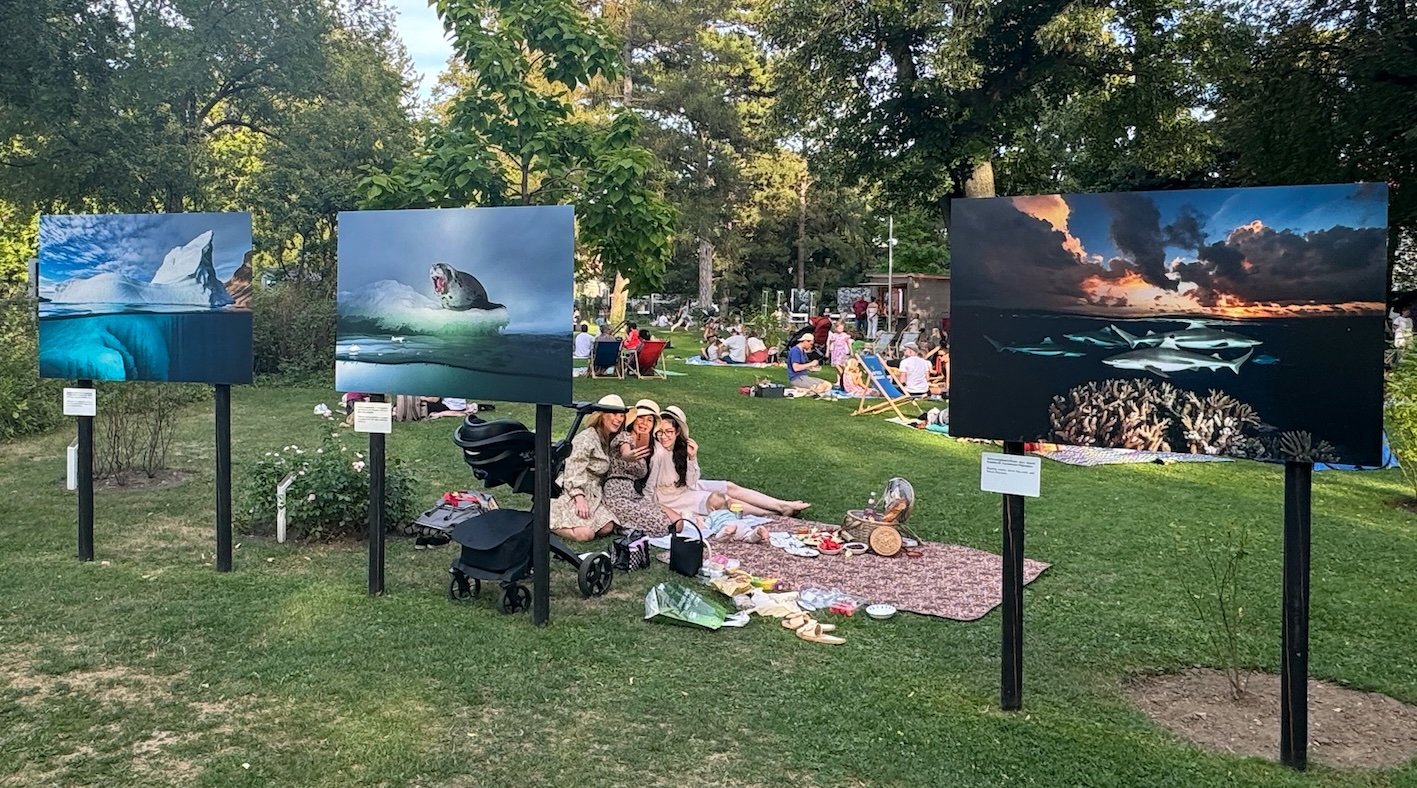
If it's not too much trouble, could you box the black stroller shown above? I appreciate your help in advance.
[445,399,622,613]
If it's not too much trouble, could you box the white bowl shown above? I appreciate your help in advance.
[866,604,897,620]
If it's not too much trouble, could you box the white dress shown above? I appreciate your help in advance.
[645,443,729,516]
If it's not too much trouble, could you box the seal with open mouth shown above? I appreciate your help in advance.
[430,263,504,311]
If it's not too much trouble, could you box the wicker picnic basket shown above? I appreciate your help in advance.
[841,509,915,557]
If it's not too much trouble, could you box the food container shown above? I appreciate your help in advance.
[866,604,897,620]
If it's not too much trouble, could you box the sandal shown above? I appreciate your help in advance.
[795,621,845,645]
[781,614,837,632]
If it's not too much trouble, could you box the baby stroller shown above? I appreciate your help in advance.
[445,399,622,613]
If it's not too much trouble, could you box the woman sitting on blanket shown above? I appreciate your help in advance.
[548,394,627,541]
[602,399,679,536]
[646,405,810,518]
[745,329,770,364]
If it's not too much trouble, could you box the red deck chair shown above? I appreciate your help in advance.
[628,339,669,379]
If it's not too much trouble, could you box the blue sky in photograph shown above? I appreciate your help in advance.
[390,0,454,100]
[38,213,253,292]
[337,206,574,332]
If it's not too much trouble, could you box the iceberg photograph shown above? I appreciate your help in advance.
[949,183,1389,466]
[335,206,573,405]
[37,212,254,383]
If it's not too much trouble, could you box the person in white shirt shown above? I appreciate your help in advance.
[722,326,747,363]
[573,323,594,358]
[896,342,931,396]
[866,298,880,339]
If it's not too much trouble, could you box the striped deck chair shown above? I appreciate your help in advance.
[588,338,624,378]
[852,352,925,420]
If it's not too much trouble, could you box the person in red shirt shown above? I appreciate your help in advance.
[810,308,833,346]
[623,322,643,351]
[851,296,868,333]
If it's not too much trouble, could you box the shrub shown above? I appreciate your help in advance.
[1388,351,1417,501]
[0,298,62,441]
[252,282,337,379]
[94,382,209,480]
[1174,521,1253,700]
[241,422,419,541]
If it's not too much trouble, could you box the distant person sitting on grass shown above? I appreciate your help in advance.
[422,397,477,418]
[573,323,594,358]
[787,334,832,395]
[893,343,940,397]
[722,326,747,364]
[745,329,770,363]
[703,337,728,364]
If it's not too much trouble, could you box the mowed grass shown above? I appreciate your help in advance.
[2,334,1415,786]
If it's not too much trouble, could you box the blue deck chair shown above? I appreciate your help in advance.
[853,352,925,419]
[588,338,624,378]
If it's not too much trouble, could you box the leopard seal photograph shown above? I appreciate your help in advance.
[430,262,504,311]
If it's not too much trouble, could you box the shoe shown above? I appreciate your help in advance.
[415,535,450,549]
[796,621,845,645]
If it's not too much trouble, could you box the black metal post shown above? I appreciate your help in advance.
[1281,460,1313,769]
[532,403,552,626]
[368,394,386,596]
[215,384,233,572]
[76,379,94,562]
[1001,440,1026,711]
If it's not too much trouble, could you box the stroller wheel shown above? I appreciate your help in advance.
[498,584,531,614]
[448,573,479,601]
[577,552,614,598]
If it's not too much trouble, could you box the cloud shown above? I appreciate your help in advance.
[1102,193,1177,292]
[1011,195,1086,259]
[1185,222,1387,307]
[951,198,1095,309]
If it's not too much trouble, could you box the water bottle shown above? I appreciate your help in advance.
[865,492,877,519]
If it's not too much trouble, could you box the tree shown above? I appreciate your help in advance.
[361,0,676,294]
[0,0,345,213]
[763,0,1241,213]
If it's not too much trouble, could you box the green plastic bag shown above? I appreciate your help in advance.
[643,582,735,630]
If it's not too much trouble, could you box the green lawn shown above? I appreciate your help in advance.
[2,339,1415,786]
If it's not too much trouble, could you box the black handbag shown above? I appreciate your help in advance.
[612,529,650,572]
[668,519,706,577]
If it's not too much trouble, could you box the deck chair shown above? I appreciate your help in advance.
[588,338,624,379]
[894,331,920,358]
[852,352,925,421]
[870,332,896,356]
[628,339,668,379]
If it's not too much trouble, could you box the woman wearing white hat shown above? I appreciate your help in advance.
[647,406,810,518]
[601,398,677,536]
[548,394,628,541]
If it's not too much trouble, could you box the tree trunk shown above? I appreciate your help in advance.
[796,173,810,290]
[609,271,629,329]
[963,159,996,198]
[697,237,714,307]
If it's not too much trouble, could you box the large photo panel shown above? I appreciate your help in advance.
[335,206,574,405]
[950,184,1388,466]
[38,213,254,384]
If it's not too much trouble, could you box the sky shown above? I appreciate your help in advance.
[390,0,454,100]
[952,183,1390,318]
[337,206,573,333]
[38,213,252,293]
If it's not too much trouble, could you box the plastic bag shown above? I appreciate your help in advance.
[644,583,736,630]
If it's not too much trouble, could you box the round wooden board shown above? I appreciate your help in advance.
[868,526,902,557]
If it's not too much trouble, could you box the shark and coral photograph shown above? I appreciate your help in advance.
[37,212,254,383]
[335,206,573,405]
[949,183,1388,465]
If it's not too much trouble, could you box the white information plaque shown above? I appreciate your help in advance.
[981,452,1041,498]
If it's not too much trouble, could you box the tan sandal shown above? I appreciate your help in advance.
[781,613,836,632]
[795,621,845,645]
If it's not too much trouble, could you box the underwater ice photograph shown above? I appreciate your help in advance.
[37,212,254,384]
[949,183,1389,466]
[335,206,573,404]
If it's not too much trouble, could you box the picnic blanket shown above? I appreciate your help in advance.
[713,516,1049,621]
[572,365,686,377]
[685,356,775,367]
[1031,444,1232,466]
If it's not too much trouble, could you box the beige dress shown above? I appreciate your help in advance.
[548,427,616,535]
[645,443,730,517]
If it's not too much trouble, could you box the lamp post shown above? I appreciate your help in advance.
[886,216,898,331]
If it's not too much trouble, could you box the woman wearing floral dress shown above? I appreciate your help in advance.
[548,394,628,542]
[602,399,678,536]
